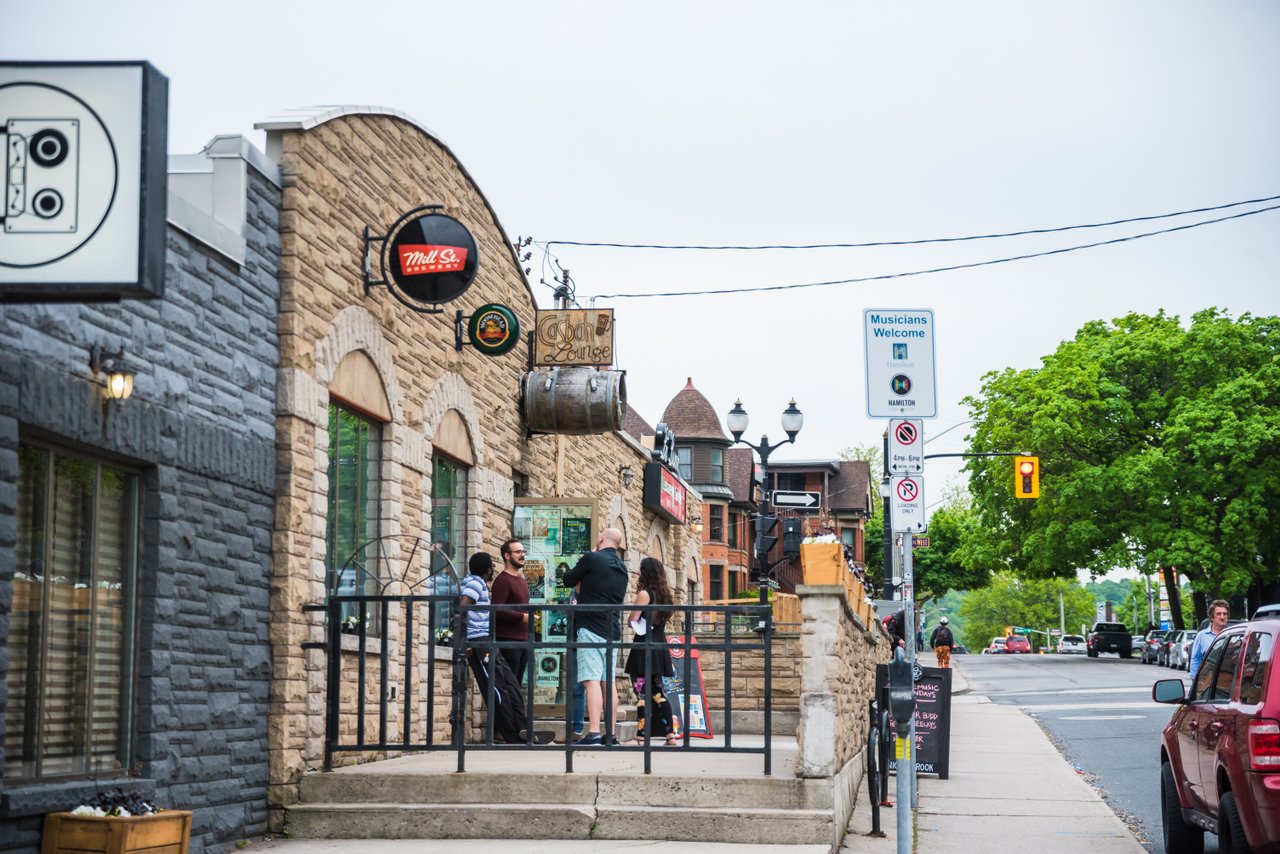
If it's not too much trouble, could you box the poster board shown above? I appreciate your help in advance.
[512,498,597,707]
[876,663,952,778]
[662,637,714,739]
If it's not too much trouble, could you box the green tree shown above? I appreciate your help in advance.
[913,503,993,601]
[958,573,1095,652]
[962,310,1280,600]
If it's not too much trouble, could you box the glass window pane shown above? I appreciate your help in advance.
[1239,630,1273,706]
[7,446,49,779]
[90,468,137,774]
[326,404,382,626]
[1212,634,1244,702]
[710,449,723,483]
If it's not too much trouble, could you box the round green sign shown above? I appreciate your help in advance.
[468,303,520,356]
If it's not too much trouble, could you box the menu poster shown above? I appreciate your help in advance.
[523,559,547,600]
[877,664,953,779]
[662,637,714,739]
[562,517,591,555]
[533,508,561,553]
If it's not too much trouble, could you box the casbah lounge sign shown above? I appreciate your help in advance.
[534,308,614,367]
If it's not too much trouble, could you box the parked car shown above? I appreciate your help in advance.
[1253,603,1280,620]
[953,645,969,655]
[1058,634,1087,655]
[1088,621,1133,658]
[985,637,1007,654]
[1132,635,1146,654]
[1153,618,1280,853]
[1005,635,1032,654]
[1142,630,1169,665]
[1160,630,1187,668]
[1167,632,1192,670]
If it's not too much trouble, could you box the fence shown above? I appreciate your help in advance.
[304,594,775,776]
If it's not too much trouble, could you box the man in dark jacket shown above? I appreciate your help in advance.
[562,527,628,745]
[929,616,956,669]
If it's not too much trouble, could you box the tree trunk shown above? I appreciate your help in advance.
[1163,566,1184,630]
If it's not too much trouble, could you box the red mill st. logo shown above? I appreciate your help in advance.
[397,244,468,276]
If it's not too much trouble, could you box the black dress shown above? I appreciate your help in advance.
[623,605,677,739]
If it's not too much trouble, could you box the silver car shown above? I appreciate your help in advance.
[1164,629,1190,668]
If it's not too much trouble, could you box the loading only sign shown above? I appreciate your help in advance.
[890,475,926,533]
[889,417,924,474]
[864,308,937,418]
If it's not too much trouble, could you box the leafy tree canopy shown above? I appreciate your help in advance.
[957,572,1095,651]
[962,309,1280,599]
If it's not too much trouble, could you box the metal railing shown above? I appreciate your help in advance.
[304,595,775,775]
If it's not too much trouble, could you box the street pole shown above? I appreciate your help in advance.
[881,429,893,599]
[904,536,917,809]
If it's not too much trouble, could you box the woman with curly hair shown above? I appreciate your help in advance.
[622,557,678,745]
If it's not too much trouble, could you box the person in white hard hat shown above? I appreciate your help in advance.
[929,616,956,669]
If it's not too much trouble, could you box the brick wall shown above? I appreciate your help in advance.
[0,154,280,854]
[264,110,699,828]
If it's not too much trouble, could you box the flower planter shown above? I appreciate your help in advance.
[41,810,192,854]
[799,542,845,585]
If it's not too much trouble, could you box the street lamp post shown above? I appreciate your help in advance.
[726,398,803,624]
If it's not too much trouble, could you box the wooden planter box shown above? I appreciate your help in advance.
[41,810,192,854]
[799,542,846,585]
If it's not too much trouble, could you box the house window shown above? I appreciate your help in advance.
[326,403,382,624]
[841,527,855,546]
[708,505,724,542]
[7,444,139,781]
[676,447,692,480]
[710,448,724,483]
[729,570,740,599]
[709,565,724,601]
[776,472,807,492]
[727,511,740,549]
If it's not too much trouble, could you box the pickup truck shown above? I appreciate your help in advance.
[1087,621,1132,658]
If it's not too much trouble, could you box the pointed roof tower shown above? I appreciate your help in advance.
[660,378,728,442]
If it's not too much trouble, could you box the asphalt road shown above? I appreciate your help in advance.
[956,650,1219,854]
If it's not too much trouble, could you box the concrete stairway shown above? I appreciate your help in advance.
[286,752,835,845]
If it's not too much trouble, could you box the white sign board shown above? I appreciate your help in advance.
[864,309,937,418]
[890,475,926,533]
[0,61,168,301]
[888,418,924,474]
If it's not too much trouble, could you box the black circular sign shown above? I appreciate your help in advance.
[382,210,479,306]
[468,303,520,356]
[891,374,913,396]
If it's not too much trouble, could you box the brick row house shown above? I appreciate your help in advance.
[0,106,699,854]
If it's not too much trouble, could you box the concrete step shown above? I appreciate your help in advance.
[301,770,831,811]
[285,802,832,845]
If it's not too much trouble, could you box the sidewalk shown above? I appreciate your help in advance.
[245,654,1145,853]
[844,652,1145,853]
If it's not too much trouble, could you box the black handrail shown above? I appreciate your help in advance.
[311,593,774,775]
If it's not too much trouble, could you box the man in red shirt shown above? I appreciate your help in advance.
[492,539,532,684]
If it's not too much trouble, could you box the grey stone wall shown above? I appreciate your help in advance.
[0,157,280,854]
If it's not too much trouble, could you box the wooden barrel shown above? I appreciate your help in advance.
[521,368,626,435]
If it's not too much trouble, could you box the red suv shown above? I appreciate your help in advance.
[1153,619,1280,853]
[1004,635,1032,654]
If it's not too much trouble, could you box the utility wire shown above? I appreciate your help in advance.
[545,193,1280,252]
[586,203,1280,300]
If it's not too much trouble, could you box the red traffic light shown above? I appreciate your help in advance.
[1014,455,1040,498]
[1019,460,1035,476]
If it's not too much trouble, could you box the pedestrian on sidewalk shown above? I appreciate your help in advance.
[883,608,907,649]
[930,616,956,668]
[1188,598,1230,684]
[492,538,531,684]
[622,557,678,746]
[562,527,628,746]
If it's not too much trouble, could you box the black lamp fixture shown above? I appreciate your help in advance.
[618,464,635,488]
[725,397,804,628]
[89,345,136,401]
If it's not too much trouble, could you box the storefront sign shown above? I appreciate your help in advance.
[663,638,713,739]
[468,303,520,356]
[533,308,614,366]
[382,209,478,307]
[643,462,686,525]
[1,61,169,302]
[878,663,953,778]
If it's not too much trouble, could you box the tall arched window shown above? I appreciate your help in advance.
[325,402,382,623]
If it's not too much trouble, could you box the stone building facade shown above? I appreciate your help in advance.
[0,137,281,853]
[256,107,699,827]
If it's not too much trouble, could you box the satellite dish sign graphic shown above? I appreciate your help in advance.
[0,62,168,301]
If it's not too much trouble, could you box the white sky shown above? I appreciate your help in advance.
[9,2,1279,501]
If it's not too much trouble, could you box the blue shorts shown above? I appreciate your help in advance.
[576,627,616,682]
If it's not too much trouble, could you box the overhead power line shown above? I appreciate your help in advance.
[585,203,1280,300]
[545,193,1280,252]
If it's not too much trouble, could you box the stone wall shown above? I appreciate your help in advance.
[0,150,280,854]
[695,632,802,715]
[262,109,699,829]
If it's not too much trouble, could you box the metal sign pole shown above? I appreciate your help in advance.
[904,535,917,810]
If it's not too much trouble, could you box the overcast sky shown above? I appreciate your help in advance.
[10,1,1279,502]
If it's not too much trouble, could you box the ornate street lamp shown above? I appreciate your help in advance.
[725,398,803,625]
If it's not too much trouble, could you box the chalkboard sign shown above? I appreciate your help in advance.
[876,663,952,778]
[662,637,714,739]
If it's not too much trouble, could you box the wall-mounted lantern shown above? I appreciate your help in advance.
[90,345,136,401]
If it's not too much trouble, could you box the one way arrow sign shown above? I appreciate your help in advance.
[772,491,820,509]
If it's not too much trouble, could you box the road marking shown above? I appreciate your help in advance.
[1016,701,1163,711]
[985,685,1169,697]
[1057,714,1146,720]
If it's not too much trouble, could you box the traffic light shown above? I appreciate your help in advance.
[755,514,779,558]
[1014,455,1040,498]
[782,518,802,558]
[1004,625,1013,637]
